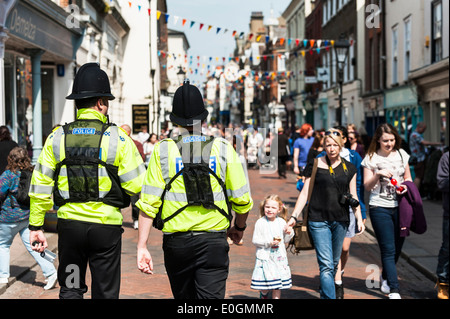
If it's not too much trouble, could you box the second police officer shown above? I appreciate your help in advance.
[29,63,146,299]
[136,80,253,299]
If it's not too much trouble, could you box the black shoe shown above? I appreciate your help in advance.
[335,283,344,299]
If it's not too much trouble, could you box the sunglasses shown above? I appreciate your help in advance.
[325,131,341,137]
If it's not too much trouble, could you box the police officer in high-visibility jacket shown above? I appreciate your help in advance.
[29,63,146,299]
[136,80,253,299]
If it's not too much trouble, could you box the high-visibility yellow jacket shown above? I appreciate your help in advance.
[136,135,253,233]
[29,108,146,226]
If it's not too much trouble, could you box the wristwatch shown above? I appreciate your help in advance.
[28,225,43,231]
[234,223,247,232]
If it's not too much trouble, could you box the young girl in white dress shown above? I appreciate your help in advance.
[251,194,294,299]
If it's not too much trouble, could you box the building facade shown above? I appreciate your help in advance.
[322,0,362,129]
[409,0,449,145]
[1,0,85,163]
[283,0,306,128]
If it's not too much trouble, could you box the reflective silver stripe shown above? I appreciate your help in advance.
[106,126,118,164]
[59,167,67,177]
[213,191,226,201]
[98,166,109,199]
[217,138,228,180]
[227,183,250,199]
[163,191,225,202]
[34,162,54,179]
[165,192,187,202]
[141,184,164,198]
[52,127,63,162]
[99,190,109,197]
[119,163,146,184]
[160,141,170,183]
[98,167,109,178]
[30,184,53,195]
[58,189,70,199]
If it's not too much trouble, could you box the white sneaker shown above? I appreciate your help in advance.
[388,292,401,299]
[0,277,8,284]
[133,220,139,230]
[380,275,390,294]
[44,273,57,290]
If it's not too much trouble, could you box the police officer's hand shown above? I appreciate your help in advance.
[137,247,153,274]
[227,227,244,245]
[30,230,47,253]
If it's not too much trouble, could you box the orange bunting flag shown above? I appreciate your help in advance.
[310,39,315,47]
[182,19,187,26]
[128,2,131,8]
[235,57,239,62]
[280,38,285,45]
[232,30,237,37]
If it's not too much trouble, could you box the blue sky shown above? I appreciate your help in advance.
[165,0,292,85]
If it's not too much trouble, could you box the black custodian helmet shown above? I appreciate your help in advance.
[66,63,115,100]
[170,79,208,127]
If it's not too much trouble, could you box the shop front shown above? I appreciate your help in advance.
[1,0,83,162]
[409,58,449,145]
[384,85,422,142]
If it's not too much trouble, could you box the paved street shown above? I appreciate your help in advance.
[0,168,441,300]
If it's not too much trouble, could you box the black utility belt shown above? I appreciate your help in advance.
[163,230,226,238]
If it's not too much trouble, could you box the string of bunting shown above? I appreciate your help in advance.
[120,0,351,49]
[159,50,317,82]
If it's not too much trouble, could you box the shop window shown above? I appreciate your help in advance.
[15,56,33,146]
[404,18,411,81]
[432,1,443,63]
[391,27,398,84]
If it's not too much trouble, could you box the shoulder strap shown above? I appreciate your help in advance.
[303,158,318,224]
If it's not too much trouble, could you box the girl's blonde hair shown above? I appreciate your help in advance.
[323,128,344,150]
[259,194,288,221]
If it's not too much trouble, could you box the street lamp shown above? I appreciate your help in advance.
[177,65,186,85]
[334,33,350,126]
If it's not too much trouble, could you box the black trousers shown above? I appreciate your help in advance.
[163,232,229,299]
[130,194,140,221]
[57,218,123,299]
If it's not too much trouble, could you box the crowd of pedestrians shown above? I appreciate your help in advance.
[1,63,447,302]
[0,116,448,300]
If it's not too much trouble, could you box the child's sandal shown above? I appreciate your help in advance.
[260,291,269,299]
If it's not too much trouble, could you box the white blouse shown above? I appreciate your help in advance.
[252,216,294,260]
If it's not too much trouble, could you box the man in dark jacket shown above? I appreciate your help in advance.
[0,126,18,175]
[436,151,449,299]
[277,127,289,178]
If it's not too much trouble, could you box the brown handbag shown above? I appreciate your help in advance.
[289,158,318,254]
